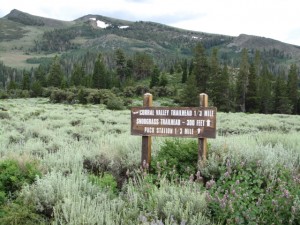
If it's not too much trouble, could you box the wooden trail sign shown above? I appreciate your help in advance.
[131,93,217,166]
[131,106,216,138]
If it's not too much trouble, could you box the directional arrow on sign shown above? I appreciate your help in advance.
[206,119,211,126]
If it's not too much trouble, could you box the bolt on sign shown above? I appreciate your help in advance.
[131,107,217,138]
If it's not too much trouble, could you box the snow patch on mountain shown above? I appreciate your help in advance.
[119,25,129,29]
[88,18,110,28]
[96,20,110,28]
[192,36,202,39]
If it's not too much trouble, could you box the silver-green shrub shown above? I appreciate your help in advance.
[21,171,102,216]
[122,175,213,224]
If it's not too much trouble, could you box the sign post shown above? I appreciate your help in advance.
[199,93,208,161]
[141,93,152,167]
[131,93,216,166]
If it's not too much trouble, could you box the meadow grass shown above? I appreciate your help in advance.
[0,98,299,224]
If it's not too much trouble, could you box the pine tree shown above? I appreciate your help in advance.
[133,52,154,80]
[188,60,194,76]
[245,63,259,112]
[21,71,31,90]
[48,56,64,87]
[115,49,127,86]
[219,64,231,112]
[150,65,160,88]
[210,48,219,76]
[274,72,292,114]
[254,50,261,76]
[31,80,43,97]
[125,59,134,79]
[34,65,47,87]
[181,59,188,83]
[210,70,226,109]
[71,63,84,87]
[92,53,109,89]
[7,80,18,90]
[236,48,249,112]
[287,64,299,114]
[159,73,168,87]
[258,64,273,113]
[174,61,182,73]
[193,43,209,93]
[60,77,68,89]
[208,48,221,107]
[181,73,198,106]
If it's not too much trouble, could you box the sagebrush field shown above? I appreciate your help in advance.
[0,98,299,224]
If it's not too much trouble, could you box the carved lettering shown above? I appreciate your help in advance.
[136,118,159,125]
[139,109,154,115]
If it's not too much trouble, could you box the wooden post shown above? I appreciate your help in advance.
[141,93,152,167]
[198,93,208,162]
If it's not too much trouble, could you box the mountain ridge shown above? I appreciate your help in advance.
[3,9,74,27]
[0,9,299,70]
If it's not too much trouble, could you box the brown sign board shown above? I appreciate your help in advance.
[131,107,217,138]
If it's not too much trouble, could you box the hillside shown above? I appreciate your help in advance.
[0,9,231,68]
[1,9,300,70]
[228,34,300,58]
[3,9,74,27]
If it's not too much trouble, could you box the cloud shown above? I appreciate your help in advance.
[286,28,300,45]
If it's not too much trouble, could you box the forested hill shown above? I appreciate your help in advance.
[1,9,300,70]
[0,9,233,72]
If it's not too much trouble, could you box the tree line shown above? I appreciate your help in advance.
[181,44,299,114]
[0,44,299,114]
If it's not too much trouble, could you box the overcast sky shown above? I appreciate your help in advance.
[1,0,300,46]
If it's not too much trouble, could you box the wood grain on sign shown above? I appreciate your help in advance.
[131,107,217,138]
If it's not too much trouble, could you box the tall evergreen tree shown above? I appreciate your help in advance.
[31,80,43,97]
[274,72,292,114]
[133,52,154,80]
[123,59,134,86]
[21,71,31,90]
[219,64,231,112]
[159,73,168,87]
[258,64,273,113]
[210,48,219,76]
[48,56,64,87]
[193,43,209,93]
[60,77,68,89]
[188,60,194,76]
[245,63,259,112]
[181,59,188,83]
[7,80,18,90]
[82,74,93,88]
[34,65,47,87]
[287,64,299,114]
[71,63,84,87]
[174,61,182,73]
[150,65,160,88]
[181,73,198,106]
[125,59,134,79]
[254,50,261,76]
[236,48,249,112]
[92,53,109,89]
[115,49,127,85]
[208,48,223,109]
